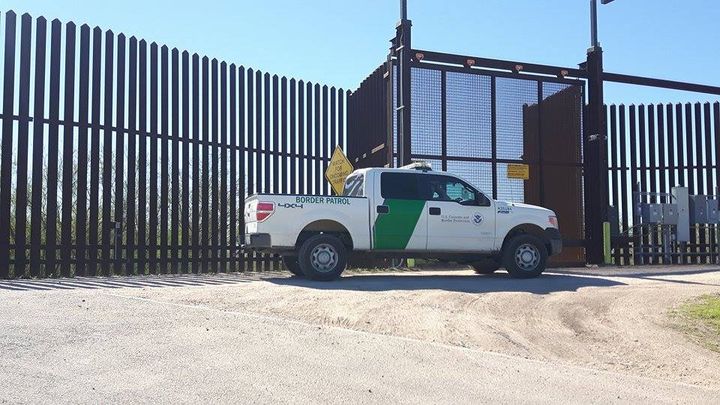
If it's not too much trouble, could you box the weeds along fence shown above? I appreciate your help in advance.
[0,11,347,278]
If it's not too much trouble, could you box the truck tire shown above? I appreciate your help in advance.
[298,234,348,281]
[471,258,501,274]
[502,234,547,279]
[281,256,304,277]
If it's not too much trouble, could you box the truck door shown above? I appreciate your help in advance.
[422,174,496,252]
[371,172,428,251]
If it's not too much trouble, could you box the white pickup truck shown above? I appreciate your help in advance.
[244,162,561,280]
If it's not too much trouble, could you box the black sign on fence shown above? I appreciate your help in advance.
[0,11,347,279]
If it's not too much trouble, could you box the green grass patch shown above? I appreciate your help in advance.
[673,294,720,352]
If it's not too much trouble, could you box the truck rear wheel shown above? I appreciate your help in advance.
[502,234,547,279]
[281,256,304,277]
[298,234,348,281]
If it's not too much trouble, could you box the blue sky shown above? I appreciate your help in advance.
[3,0,719,104]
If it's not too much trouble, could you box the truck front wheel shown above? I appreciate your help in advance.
[502,235,547,279]
[298,234,348,281]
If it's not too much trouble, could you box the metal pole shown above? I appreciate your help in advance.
[584,0,608,264]
[590,0,598,47]
[395,0,412,166]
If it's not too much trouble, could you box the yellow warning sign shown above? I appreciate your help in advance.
[325,146,354,195]
[507,163,530,180]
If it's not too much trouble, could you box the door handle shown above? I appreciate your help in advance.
[377,205,389,214]
[429,207,441,215]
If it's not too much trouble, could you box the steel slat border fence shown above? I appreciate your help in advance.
[608,102,720,265]
[0,11,346,279]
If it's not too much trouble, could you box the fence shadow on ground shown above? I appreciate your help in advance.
[0,272,272,292]
[266,272,626,295]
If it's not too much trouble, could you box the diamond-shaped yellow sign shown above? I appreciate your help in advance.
[325,146,354,195]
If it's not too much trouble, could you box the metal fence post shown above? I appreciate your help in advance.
[395,0,412,166]
[584,45,608,264]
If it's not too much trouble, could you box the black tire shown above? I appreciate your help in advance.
[298,234,348,281]
[502,234,547,279]
[282,256,304,277]
[471,258,501,274]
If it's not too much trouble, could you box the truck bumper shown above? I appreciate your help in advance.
[544,228,563,256]
[245,233,272,249]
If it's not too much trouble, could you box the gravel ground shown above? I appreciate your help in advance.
[1,265,719,403]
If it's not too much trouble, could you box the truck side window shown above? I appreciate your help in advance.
[342,173,364,197]
[424,175,489,207]
[381,173,421,199]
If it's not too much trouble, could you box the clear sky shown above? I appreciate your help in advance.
[3,0,719,104]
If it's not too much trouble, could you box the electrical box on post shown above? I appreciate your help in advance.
[689,195,708,224]
[707,199,719,223]
[662,204,679,225]
[672,187,689,242]
[640,203,663,224]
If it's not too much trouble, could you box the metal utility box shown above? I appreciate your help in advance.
[608,205,620,236]
[662,204,679,225]
[708,199,719,224]
[640,203,663,224]
[689,195,708,224]
[672,187,690,242]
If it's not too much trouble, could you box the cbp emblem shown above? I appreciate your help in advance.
[472,213,484,226]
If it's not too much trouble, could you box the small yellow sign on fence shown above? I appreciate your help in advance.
[325,146,354,195]
[507,163,530,180]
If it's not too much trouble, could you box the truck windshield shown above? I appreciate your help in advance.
[342,173,364,197]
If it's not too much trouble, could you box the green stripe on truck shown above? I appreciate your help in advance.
[373,199,425,249]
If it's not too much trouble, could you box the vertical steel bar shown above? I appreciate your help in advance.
[101,30,114,275]
[61,22,76,277]
[191,54,200,273]
[608,105,619,264]
[628,105,638,263]
[137,40,148,274]
[171,48,180,273]
[229,63,237,271]
[210,59,219,272]
[160,46,169,273]
[314,84,321,195]
[237,65,245,271]
[15,14,32,277]
[30,16,47,277]
[181,51,190,273]
[0,11,16,278]
[76,24,90,276]
[220,61,228,271]
[298,81,305,195]
[45,19,62,276]
[113,34,126,275]
[201,56,209,273]
[618,105,628,264]
[290,79,297,195]
[149,43,158,274]
[126,36,137,275]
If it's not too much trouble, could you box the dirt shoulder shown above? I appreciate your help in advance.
[106,265,720,388]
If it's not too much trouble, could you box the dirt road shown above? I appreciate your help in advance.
[1,266,719,402]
